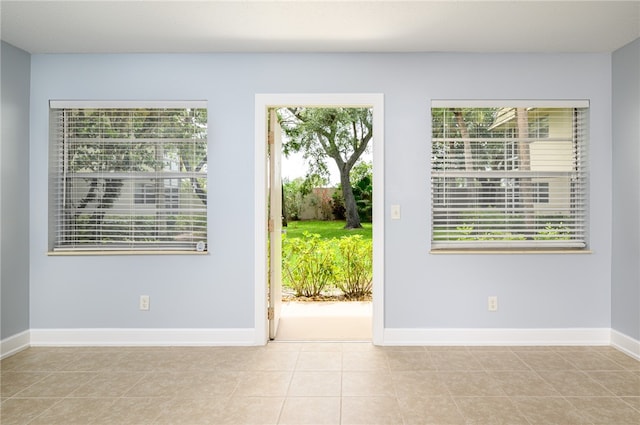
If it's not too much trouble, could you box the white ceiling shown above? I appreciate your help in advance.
[1,0,639,54]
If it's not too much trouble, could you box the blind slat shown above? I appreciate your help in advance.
[50,105,208,253]
[431,106,588,250]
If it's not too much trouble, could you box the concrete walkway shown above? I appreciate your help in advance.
[275,301,372,341]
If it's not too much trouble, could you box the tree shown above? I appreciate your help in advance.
[516,107,534,230]
[453,109,474,172]
[279,107,373,229]
[350,160,372,184]
[335,161,373,222]
[283,177,305,222]
[64,108,207,241]
[433,107,519,207]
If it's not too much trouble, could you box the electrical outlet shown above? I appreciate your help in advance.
[139,295,150,311]
[488,296,498,312]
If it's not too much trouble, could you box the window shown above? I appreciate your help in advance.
[49,101,208,253]
[533,182,550,204]
[431,101,588,250]
[134,183,157,204]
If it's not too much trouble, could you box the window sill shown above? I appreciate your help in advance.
[430,249,592,255]
[48,250,209,256]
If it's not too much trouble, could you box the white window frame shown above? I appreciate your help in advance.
[430,100,589,252]
[49,100,208,254]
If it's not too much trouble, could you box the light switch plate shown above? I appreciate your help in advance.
[391,204,401,220]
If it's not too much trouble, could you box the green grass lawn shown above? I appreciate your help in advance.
[284,220,372,240]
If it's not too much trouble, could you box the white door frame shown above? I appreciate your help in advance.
[254,93,385,345]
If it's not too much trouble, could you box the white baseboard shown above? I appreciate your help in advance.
[30,328,258,347]
[610,329,640,360]
[382,327,611,346]
[1,330,31,359]
[10,327,629,350]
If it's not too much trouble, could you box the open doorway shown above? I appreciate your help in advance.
[254,94,384,345]
[277,107,373,341]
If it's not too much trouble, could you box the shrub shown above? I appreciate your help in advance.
[282,232,335,297]
[534,222,571,240]
[331,190,346,220]
[283,178,305,221]
[353,174,372,223]
[455,224,525,241]
[308,190,334,221]
[334,235,372,299]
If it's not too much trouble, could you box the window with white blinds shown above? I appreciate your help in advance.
[49,101,208,253]
[430,101,589,250]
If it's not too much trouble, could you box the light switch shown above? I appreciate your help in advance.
[391,204,401,220]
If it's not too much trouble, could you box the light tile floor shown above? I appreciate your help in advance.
[1,344,638,424]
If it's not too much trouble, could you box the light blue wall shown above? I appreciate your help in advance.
[1,42,31,339]
[29,52,613,331]
[612,38,640,340]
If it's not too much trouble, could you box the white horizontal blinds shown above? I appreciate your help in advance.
[431,105,588,249]
[52,106,208,252]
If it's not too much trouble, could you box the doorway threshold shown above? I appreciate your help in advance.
[275,301,372,341]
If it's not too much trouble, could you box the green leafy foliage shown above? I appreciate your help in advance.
[352,174,372,222]
[442,221,570,242]
[282,232,335,297]
[331,190,346,220]
[283,178,305,221]
[281,231,373,299]
[331,160,372,223]
[533,222,571,240]
[283,174,332,222]
[61,107,207,247]
[455,227,526,241]
[278,107,373,229]
[334,235,373,299]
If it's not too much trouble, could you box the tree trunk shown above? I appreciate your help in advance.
[453,109,478,208]
[453,109,474,172]
[516,108,534,234]
[340,165,362,229]
[155,142,166,239]
[181,156,207,206]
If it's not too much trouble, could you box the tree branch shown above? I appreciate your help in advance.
[181,156,207,206]
[346,125,372,170]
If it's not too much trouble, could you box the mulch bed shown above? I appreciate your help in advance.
[281,288,372,302]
